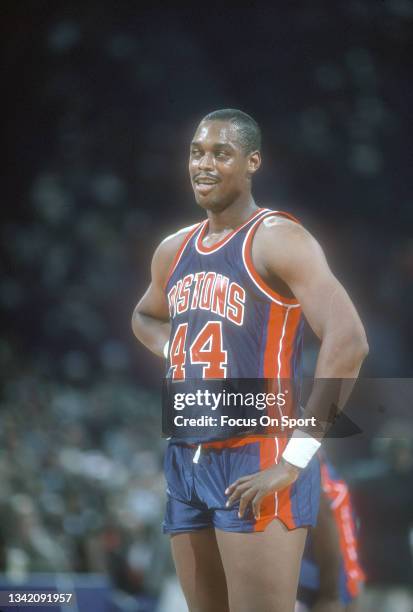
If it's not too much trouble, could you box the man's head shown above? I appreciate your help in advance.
[189,109,262,212]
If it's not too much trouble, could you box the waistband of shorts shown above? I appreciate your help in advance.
[171,434,281,450]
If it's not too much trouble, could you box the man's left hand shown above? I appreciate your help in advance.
[225,460,300,519]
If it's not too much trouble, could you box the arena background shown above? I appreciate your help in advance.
[1,2,412,611]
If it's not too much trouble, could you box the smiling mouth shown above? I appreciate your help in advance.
[194,177,219,194]
[194,177,219,185]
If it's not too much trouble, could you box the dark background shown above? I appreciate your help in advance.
[0,0,412,604]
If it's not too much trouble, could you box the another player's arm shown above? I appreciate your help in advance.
[131,229,191,358]
[226,219,368,518]
[311,491,345,612]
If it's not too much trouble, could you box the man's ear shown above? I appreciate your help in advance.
[247,151,261,176]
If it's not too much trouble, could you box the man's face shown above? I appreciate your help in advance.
[189,120,259,211]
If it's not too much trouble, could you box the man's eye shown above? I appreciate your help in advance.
[216,152,228,159]
[191,149,201,156]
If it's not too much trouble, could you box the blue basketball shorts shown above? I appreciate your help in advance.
[163,437,320,534]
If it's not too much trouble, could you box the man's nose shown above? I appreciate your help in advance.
[198,152,214,170]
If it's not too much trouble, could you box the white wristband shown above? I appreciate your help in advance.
[282,430,321,469]
[163,340,169,359]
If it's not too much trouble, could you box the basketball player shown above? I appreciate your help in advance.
[296,454,365,612]
[131,109,368,612]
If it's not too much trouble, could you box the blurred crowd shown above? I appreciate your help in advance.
[1,0,412,606]
[0,368,168,596]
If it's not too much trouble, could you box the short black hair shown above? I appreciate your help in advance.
[201,108,261,154]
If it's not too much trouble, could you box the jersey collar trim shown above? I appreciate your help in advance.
[195,207,269,255]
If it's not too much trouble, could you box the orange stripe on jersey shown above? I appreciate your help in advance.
[279,306,301,376]
[263,304,302,379]
[263,303,285,378]
[262,304,301,426]
[163,223,203,290]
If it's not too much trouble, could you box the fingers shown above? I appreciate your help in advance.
[224,473,255,496]
[225,480,251,507]
[238,488,257,518]
[225,478,265,519]
[225,469,280,519]
[228,487,266,519]
[252,491,265,520]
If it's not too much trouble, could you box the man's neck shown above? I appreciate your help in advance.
[206,197,259,233]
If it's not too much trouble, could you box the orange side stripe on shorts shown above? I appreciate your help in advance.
[254,437,277,531]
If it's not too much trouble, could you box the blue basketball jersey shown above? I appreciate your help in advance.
[165,207,303,378]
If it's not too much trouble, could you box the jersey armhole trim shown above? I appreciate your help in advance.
[242,211,301,308]
[163,223,203,290]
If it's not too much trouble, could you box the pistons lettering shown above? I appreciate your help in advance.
[168,272,245,326]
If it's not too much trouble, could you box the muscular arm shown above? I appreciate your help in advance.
[131,227,193,358]
[255,217,368,378]
[226,218,368,517]
[255,217,369,435]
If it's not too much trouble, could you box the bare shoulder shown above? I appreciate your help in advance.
[152,222,201,282]
[156,222,200,261]
[253,214,327,278]
[256,214,313,245]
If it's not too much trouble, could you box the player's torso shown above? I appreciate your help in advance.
[165,207,304,382]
